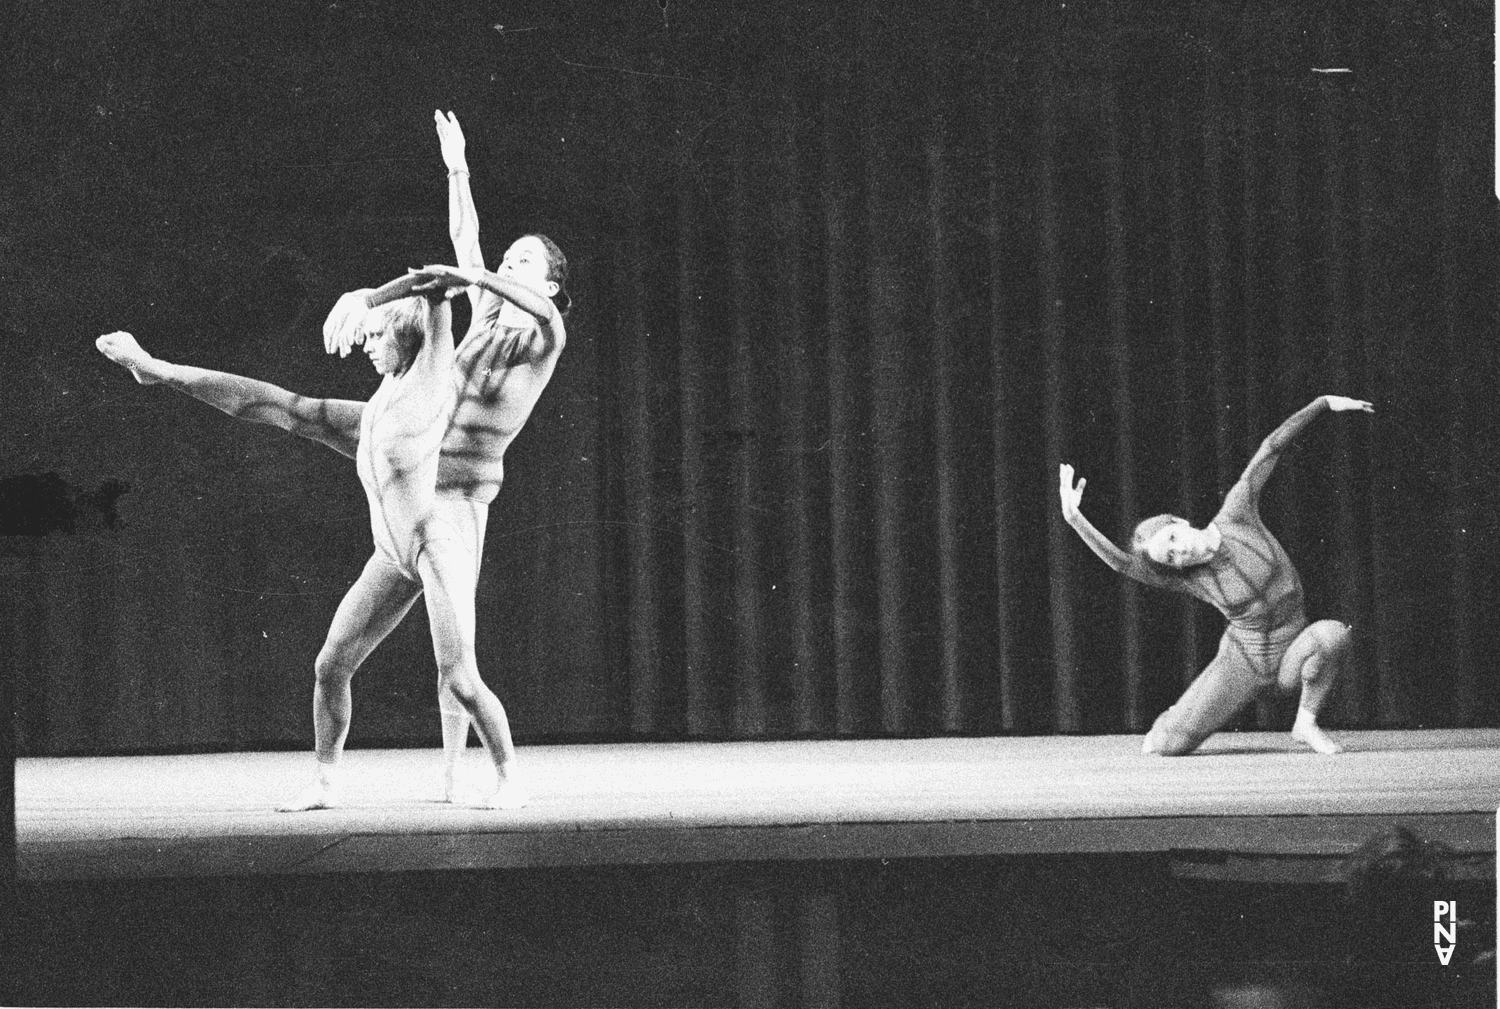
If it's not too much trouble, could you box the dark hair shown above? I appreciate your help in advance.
[1130,513,1189,576]
[522,232,571,317]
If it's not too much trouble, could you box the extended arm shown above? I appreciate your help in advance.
[407,264,564,359]
[401,296,455,405]
[1228,395,1373,511]
[1059,464,1175,590]
[324,273,447,357]
[97,332,363,459]
[435,110,485,313]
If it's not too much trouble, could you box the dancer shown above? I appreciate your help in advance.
[413,108,569,790]
[98,112,569,806]
[1058,395,1373,756]
[97,271,514,809]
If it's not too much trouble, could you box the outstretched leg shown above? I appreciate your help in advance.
[278,555,422,810]
[1278,619,1351,754]
[417,539,526,809]
[97,331,171,384]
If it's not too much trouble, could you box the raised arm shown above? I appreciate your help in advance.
[397,295,455,406]
[435,110,485,314]
[1226,395,1374,512]
[1059,464,1176,590]
[324,272,449,358]
[97,331,364,459]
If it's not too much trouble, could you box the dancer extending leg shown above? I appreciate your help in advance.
[277,280,535,810]
[99,112,571,806]
[99,260,558,808]
[1058,395,1373,756]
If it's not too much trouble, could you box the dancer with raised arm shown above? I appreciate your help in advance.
[98,112,570,808]
[99,272,512,809]
[408,108,571,791]
[1058,395,1373,756]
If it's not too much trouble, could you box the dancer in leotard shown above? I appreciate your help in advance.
[1059,395,1374,756]
[98,112,569,807]
[98,267,527,809]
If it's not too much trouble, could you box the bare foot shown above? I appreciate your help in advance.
[439,769,473,804]
[277,765,343,811]
[96,331,169,384]
[457,776,529,810]
[1291,711,1342,754]
[439,761,498,803]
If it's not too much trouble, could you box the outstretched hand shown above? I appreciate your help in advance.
[407,263,483,297]
[1059,463,1086,520]
[434,110,467,172]
[1325,395,1374,414]
[324,289,374,357]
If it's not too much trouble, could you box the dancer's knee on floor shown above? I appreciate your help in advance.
[1145,719,1203,757]
[1152,732,1201,757]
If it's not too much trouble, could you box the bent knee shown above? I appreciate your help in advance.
[1145,718,1205,757]
[1307,619,1352,656]
[1149,732,1203,757]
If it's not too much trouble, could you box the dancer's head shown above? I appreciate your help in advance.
[362,297,428,375]
[1131,514,1216,570]
[501,233,571,318]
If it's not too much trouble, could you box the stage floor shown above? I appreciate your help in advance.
[17,730,1500,881]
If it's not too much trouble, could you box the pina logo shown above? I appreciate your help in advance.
[1433,901,1457,965]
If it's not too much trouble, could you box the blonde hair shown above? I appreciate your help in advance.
[368,296,429,365]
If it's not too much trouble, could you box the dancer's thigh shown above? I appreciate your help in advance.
[416,539,480,671]
[321,554,424,668]
[1151,633,1267,754]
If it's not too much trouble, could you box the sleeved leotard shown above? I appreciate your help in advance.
[1146,480,1313,753]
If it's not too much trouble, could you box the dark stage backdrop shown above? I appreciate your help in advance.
[2,1,1496,755]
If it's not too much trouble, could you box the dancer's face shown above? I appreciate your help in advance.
[497,236,559,322]
[1145,522,1216,568]
[362,319,407,375]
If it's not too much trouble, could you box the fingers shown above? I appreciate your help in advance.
[340,323,365,357]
